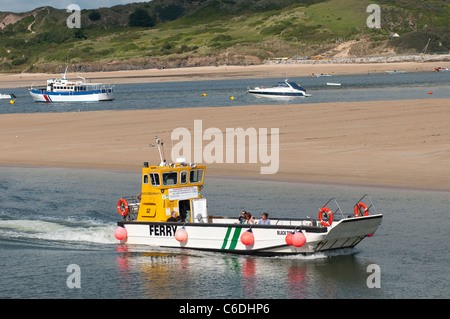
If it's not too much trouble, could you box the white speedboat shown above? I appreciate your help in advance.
[248,79,311,100]
[113,137,382,256]
[434,67,449,72]
[29,68,114,102]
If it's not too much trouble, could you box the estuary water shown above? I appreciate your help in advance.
[0,167,449,299]
[1,71,449,301]
[1,71,450,114]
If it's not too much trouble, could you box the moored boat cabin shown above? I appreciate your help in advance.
[46,78,112,93]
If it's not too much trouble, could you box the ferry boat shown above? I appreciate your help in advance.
[113,137,383,256]
[29,68,114,102]
[248,79,311,100]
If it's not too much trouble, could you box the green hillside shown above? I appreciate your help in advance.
[0,0,448,73]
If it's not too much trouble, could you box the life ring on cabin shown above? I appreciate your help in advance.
[117,198,129,216]
[354,202,369,217]
[319,207,333,227]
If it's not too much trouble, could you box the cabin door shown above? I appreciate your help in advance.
[178,199,190,222]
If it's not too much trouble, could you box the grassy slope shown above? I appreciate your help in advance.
[0,0,448,72]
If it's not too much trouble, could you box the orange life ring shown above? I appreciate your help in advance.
[354,202,369,217]
[117,198,129,216]
[319,207,333,227]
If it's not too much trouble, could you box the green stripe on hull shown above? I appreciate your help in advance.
[221,227,242,250]
[229,228,242,250]
[221,227,232,249]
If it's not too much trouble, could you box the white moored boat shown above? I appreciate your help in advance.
[0,93,15,99]
[113,137,382,256]
[385,70,407,74]
[29,68,114,102]
[248,79,311,100]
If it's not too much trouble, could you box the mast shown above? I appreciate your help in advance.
[155,136,167,166]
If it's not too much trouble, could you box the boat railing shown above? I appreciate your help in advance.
[209,216,317,227]
[321,197,345,220]
[353,194,378,215]
[273,217,318,227]
[30,82,44,91]
[121,196,140,221]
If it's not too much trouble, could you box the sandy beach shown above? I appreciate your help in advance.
[1,61,450,88]
[1,98,449,191]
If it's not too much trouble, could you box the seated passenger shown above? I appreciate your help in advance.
[238,210,247,224]
[244,212,254,224]
[167,211,178,222]
[258,212,271,225]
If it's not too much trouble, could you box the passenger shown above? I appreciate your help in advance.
[244,212,254,224]
[258,212,271,225]
[167,211,178,222]
[238,210,247,224]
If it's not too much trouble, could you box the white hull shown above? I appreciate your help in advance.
[249,92,311,100]
[29,90,113,102]
[118,214,382,256]
[0,94,12,99]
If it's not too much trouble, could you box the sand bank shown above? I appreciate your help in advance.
[1,99,449,190]
[1,61,450,89]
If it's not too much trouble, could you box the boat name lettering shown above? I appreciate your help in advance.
[149,224,177,237]
[277,230,289,235]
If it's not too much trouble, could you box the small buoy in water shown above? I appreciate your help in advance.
[240,229,254,245]
[428,91,433,94]
[10,100,15,104]
[175,227,188,242]
[202,93,207,97]
[114,227,127,240]
[230,96,235,100]
[285,232,294,245]
[292,231,306,247]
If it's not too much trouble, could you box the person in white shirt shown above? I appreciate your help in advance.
[258,212,270,225]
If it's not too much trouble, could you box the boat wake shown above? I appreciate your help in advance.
[278,247,359,260]
[0,218,117,244]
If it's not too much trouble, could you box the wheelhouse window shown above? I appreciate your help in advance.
[162,172,178,186]
[189,169,204,184]
[143,174,149,184]
[180,170,187,185]
[149,173,160,186]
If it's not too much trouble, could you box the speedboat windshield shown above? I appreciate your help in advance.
[287,82,307,91]
[288,81,300,88]
[274,82,289,87]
